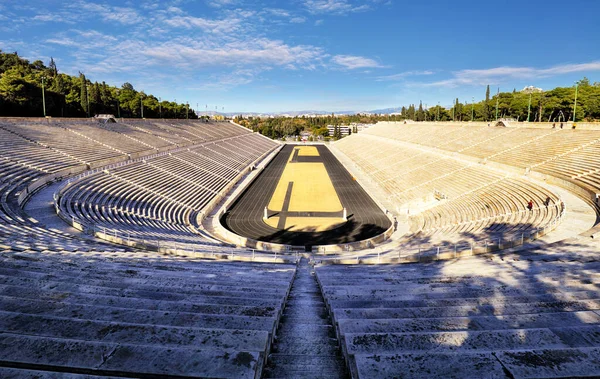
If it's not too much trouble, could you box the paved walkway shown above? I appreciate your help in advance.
[24,181,90,239]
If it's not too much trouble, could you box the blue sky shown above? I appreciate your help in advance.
[1,0,599,112]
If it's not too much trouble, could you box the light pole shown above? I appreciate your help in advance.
[159,97,162,118]
[186,102,189,119]
[526,91,532,122]
[436,102,440,121]
[471,97,474,121]
[140,94,144,118]
[573,82,579,122]
[41,76,46,117]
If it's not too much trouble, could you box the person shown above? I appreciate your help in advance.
[527,200,533,211]
[545,196,551,207]
[552,122,556,129]
[393,217,398,232]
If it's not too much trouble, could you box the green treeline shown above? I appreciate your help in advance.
[406,81,600,123]
[1,50,598,129]
[0,51,198,118]
[234,113,404,140]
[236,80,599,140]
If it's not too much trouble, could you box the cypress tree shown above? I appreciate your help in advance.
[417,101,424,121]
[79,72,88,116]
[484,85,491,121]
[48,57,58,77]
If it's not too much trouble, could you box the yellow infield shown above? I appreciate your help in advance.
[264,217,346,232]
[266,146,345,231]
[296,145,319,156]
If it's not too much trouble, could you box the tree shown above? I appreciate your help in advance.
[484,85,491,121]
[454,98,461,121]
[417,101,424,121]
[79,72,88,116]
[48,57,58,77]
[89,81,101,115]
[0,66,28,104]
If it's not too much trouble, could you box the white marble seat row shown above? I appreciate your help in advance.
[0,250,296,378]
[334,128,563,248]
[316,244,600,378]
[0,119,268,254]
[57,133,278,250]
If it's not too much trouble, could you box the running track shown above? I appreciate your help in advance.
[221,144,391,247]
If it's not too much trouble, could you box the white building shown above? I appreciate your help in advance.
[327,125,351,136]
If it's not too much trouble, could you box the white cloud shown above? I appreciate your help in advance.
[290,17,307,23]
[304,0,370,15]
[9,1,389,91]
[71,1,143,25]
[104,6,143,25]
[45,38,78,47]
[332,55,383,69]
[163,15,242,33]
[315,19,324,26]
[422,62,600,87]
[265,8,290,17]
[143,38,324,70]
[32,14,72,23]
[376,70,435,81]
[166,6,184,15]
[205,0,239,8]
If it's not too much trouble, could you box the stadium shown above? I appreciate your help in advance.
[1,115,600,378]
[2,0,600,377]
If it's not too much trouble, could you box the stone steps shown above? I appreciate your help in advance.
[0,284,284,316]
[319,278,600,292]
[316,253,600,378]
[0,311,270,353]
[0,253,296,378]
[0,255,294,281]
[262,355,347,379]
[350,351,509,378]
[342,326,600,356]
[326,291,600,312]
[0,295,276,332]
[0,284,284,313]
[331,300,600,321]
[0,264,294,288]
[336,311,600,335]
[263,258,347,378]
[350,348,600,379]
[0,334,263,378]
[0,367,119,378]
[322,284,600,301]
[0,273,289,298]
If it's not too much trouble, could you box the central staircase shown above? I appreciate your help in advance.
[263,258,347,378]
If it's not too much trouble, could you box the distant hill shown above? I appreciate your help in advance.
[224,109,382,117]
